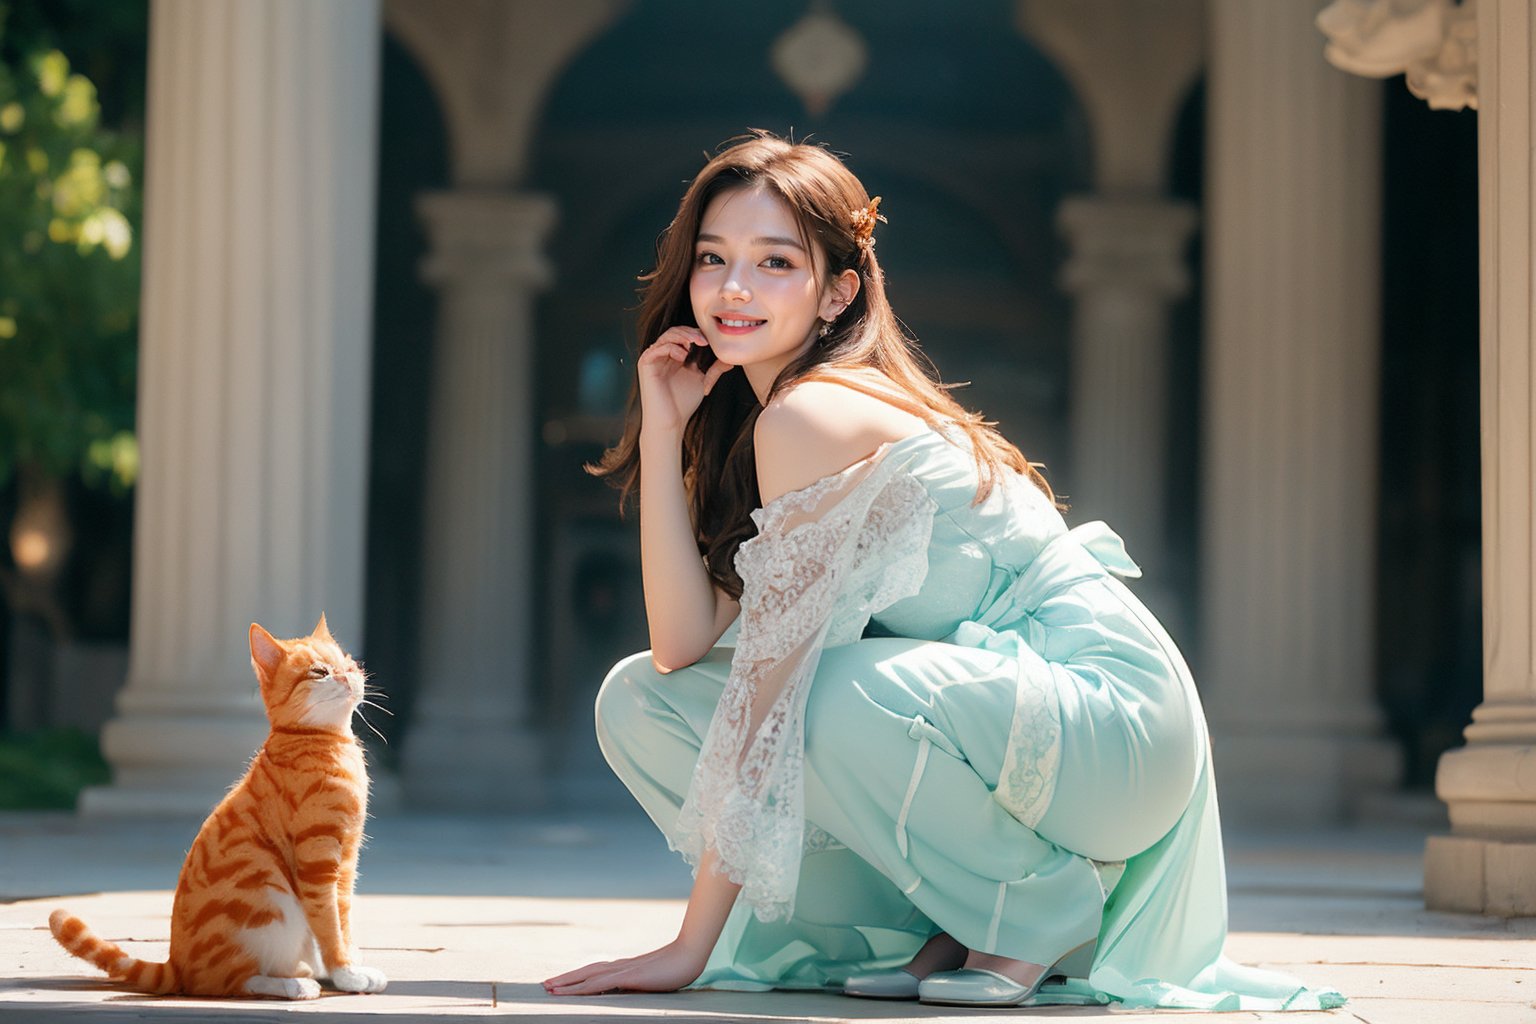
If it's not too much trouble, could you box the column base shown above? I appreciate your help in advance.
[1211,730,1401,825]
[81,708,270,817]
[81,767,403,818]
[1428,739,1536,914]
[79,780,233,818]
[401,718,546,811]
[1425,834,1536,915]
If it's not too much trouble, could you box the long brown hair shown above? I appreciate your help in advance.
[588,132,1060,599]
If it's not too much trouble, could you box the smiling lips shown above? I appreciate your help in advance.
[714,315,766,335]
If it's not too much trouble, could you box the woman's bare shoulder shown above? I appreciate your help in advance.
[754,377,928,506]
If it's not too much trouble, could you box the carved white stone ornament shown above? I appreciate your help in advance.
[771,5,868,117]
[1317,0,1477,110]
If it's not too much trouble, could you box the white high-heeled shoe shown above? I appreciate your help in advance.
[917,940,1096,1007]
[840,967,921,1000]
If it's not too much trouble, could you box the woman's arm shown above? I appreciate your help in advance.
[546,383,933,997]
[640,429,739,671]
[634,327,740,671]
[542,849,741,995]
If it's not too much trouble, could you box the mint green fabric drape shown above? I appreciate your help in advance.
[594,429,1345,1011]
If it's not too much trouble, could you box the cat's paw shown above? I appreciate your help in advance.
[245,975,322,1000]
[330,964,388,993]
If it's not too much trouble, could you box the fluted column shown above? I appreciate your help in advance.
[1016,0,1202,633]
[1202,0,1397,823]
[1060,198,1196,625]
[81,0,381,815]
[399,192,556,810]
[1425,0,1536,916]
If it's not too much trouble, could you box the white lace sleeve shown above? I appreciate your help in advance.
[671,445,936,922]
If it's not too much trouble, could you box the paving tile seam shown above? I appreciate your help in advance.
[1350,994,1536,1006]
[1287,959,1535,970]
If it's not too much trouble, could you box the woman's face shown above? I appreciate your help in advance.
[690,186,847,396]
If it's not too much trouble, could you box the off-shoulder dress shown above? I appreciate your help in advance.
[594,426,1344,1011]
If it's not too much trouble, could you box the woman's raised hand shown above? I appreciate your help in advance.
[637,326,735,438]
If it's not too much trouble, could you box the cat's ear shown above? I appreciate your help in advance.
[312,613,334,644]
[249,623,286,687]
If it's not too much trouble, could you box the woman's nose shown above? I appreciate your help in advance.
[721,270,750,301]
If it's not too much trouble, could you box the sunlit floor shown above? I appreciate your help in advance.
[2,800,1530,1022]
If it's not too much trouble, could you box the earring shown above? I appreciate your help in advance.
[819,319,833,338]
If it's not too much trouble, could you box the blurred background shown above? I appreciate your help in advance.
[0,1,1480,828]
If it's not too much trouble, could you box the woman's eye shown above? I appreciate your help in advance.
[695,251,723,266]
[763,254,793,269]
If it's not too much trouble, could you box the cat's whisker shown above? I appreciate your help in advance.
[354,708,389,745]
[359,699,394,717]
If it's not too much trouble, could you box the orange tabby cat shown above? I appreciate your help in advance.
[50,616,386,1000]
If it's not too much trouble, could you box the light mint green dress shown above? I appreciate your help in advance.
[595,428,1345,1011]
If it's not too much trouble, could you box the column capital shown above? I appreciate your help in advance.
[384,0,625,186]
[1057,196,1197,297]
[416,190,557,289]
[1016,0,1203,193]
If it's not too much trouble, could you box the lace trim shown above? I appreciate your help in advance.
[987,520,1140,830]
[803,825,845,854]
[750,434,916,533]
[995,655,1062,829]
[672,451,936,922]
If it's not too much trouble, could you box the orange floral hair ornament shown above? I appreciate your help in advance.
[850,195,884,253]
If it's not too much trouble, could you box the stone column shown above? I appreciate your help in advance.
[1201,0,1397,823]
[1425,0,1536,916]
[1059,198,1196,626]
[1198,0,1406,822]
[398,192,556,811]
[1016,1,1202,632]
[81,0,381,815]
[382,0,623,809]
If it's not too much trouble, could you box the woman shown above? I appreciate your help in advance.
[544,133,1343,1011]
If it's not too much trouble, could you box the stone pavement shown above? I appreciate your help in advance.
[1,805,1532,1023]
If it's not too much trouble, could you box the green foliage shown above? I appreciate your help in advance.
[0,727,109,808]
[0,5,141,493]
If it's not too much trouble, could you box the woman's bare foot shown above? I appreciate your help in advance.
[901,932,967,979]
[962,950,1048,988]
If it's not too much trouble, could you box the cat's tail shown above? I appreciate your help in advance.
[49,908,179,994]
